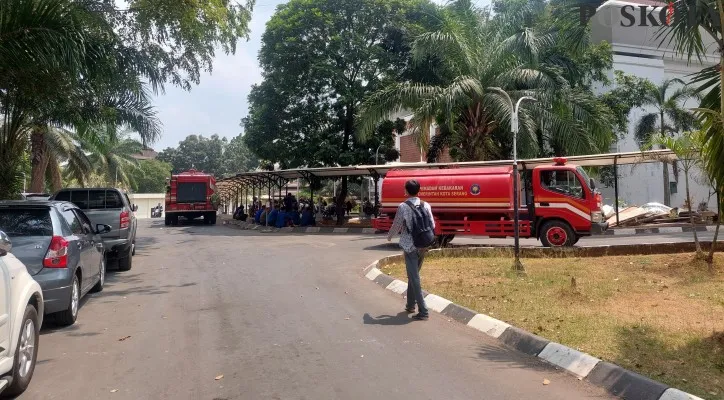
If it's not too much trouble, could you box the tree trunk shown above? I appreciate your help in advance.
[706,189,721,270]
[336,103,354,226]
[660,111,671,206]
[30,127,49,193]
[685,172,703,256]
[46,157,63,193]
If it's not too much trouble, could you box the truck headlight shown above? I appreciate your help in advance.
[591,211,603,223]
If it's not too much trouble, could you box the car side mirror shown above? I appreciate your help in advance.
[132,204,138,212]
[590,178,596,190]
[96,224,112,235]
[0,231,12,256]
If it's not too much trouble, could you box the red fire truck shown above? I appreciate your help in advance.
[373,158,607,247]
[165,169,218,226]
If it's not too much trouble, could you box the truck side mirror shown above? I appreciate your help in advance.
[590,178,596,190]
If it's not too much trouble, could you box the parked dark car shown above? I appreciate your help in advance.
[0,201,109,326]
[52,188,137,271]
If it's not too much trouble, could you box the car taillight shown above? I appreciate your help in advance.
[120,210,130,229]
[43,236,69,268]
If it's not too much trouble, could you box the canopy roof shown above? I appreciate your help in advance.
[217,149,676,195]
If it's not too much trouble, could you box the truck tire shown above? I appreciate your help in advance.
[117,245,133,271]
[210,213,217,225]
[540,220,575,247]
[164,215,170,226]
[3,304,39,397]
[171,215,179,226]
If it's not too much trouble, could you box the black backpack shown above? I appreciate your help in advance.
[404,200,436,248]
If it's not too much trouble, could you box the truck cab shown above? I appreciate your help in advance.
[527,158,606,246]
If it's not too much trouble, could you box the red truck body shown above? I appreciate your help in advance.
[164,169,218,225]
[373,158,607,247]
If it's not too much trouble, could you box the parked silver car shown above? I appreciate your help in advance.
[0,201,109,326]
[52,188,137,271]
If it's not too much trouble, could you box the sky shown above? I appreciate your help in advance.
[150,0,487,151]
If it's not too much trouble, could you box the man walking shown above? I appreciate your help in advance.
[387,180,435,321]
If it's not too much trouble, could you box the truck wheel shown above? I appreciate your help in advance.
[210,214,217,225]
[118,246,133,271]
[164,215,170,226]
[540,220,575,247]
[3,304,39,397]
[171,215,179,226]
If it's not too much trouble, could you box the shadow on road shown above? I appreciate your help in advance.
[363,311,413,326]
[473,343,553,373]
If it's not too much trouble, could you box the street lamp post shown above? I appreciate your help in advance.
[488,87,536,272]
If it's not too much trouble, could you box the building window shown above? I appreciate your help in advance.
[669,181,678,194]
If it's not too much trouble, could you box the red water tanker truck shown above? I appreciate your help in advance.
[372,158,607,247]
[165,169,218,225]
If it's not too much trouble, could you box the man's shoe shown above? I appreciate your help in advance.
[405,307,415,313]
[412,313,429,321]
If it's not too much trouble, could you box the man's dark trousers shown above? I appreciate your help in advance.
[405,248,428,316]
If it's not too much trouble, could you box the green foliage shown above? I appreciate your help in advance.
[242,0,431,222]
[130,159,172,193]
[357,0,628,162]
[631,78,699,147]
[599,71,657,137]
[158,133,258,177]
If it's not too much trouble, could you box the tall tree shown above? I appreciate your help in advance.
[243,0,433,224]
[157,134,228,175]
[222,134,259,177]
[634,78,699,206]
[357,0,619,163]
[129,159,173,193]
[659,0,724,223]
[0,0,256,198]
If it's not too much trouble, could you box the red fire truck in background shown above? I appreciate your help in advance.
[373,158,607,247]
[165,169,218,226]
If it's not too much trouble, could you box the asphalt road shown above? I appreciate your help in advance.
[20,221,629,399]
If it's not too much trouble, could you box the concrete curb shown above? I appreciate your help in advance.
[222,218,718,236]
[362,255,706,400]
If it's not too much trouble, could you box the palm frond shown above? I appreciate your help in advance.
[635,112,659,147]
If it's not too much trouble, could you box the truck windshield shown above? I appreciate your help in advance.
[177,182,207,203]
[576,166,593,191]
[540,170,585,199]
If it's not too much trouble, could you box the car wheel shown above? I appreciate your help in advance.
[539,220,575,247]
[55,275,80,326]
[131,240,136,256]
[117,245,133,271]
[91,257,105,293]
[3,305,39,397]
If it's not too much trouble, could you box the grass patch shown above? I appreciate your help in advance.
[381,253,724,399]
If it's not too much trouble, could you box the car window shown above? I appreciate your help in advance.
[54,191,71,202]
[74,210,94,234]
[0,208,53,237]
[70,190,89,209]
[88,190,106,209]
[540,170,585,199]
[124,193,132,208]
[61,209,84,235]
[105,191,123,208]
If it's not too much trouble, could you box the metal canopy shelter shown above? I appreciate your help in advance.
[217,149,677,218]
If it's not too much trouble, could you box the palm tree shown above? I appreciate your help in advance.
[63,128,145,189]
[653,131,709,261]
[0,0,91,198]
[0,0,162,198]
[633,78,699,206]
[658,0,724,219]
[356,0,615,162]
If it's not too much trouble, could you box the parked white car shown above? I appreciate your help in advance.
[0,231,43,397]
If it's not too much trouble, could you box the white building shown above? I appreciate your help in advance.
[591,0,720,211]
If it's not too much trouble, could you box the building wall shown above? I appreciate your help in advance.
[129,193,166,219]
[592,0,719,211]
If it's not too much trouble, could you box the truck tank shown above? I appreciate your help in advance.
[380,167,515,217]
